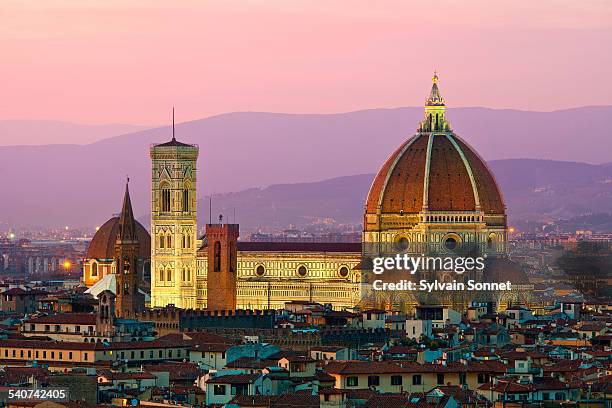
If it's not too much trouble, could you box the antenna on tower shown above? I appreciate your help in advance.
[209,194,212,225]
[172,107,176,141]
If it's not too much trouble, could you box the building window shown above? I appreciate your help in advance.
[255,265,265,277]
[231,384,248,396]
[437,373,445,385]
[214,241,221,272]
[91,262,98,277]
[213,385,226,395]
[167,235,172,248]
[183,189,189,212]
[160,235,165,248]
[161,186,171,212]
[412,375,422,385]
[339,266,349,278]
[368,376,380,387]
[167,269,172,281]
[391,375,403,386]
[346,377,358,387]
[459,372,466,385]
[84,353,88,361]
[444,236,458,251]
[478,373,489,383]
[297,265,308,277]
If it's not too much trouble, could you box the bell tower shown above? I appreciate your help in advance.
[115,181,144,318]
[205,219,239,311]
[150,110,198,309]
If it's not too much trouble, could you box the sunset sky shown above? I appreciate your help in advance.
[1,0,611,125]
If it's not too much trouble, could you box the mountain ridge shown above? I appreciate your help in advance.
[1,106,611,228]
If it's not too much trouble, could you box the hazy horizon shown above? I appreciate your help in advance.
[2,104,612,146]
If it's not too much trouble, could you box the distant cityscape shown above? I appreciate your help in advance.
[0,76,609,408]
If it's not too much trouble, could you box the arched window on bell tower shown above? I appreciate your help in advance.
[182,188,189,212]
[214,241,221,272]
[161,183,171,212]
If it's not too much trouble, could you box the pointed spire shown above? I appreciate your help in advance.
[426,70,445,106]
[172,107,176,141]
[118,177,138,242]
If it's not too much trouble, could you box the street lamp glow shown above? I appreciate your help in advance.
[63,260,71,269]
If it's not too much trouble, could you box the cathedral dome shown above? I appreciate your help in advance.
[86,217,151,260]
[365,74,505,229]
[365,132,505,215]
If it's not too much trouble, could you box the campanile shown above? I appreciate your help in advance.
[150,112,198,309]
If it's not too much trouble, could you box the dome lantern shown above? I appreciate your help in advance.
[419,71,451,132]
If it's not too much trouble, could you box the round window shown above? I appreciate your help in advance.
[255,265,265,277]
[297,265,308,277]
[339,266,349,278]
[396,237,410,252]
[444,237,458,251]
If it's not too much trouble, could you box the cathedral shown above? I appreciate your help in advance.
[83,74,527,313]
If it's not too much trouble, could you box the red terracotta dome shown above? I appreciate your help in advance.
[86,217,151,260]
[365,132,505,216]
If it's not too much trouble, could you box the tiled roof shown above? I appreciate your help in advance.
[142,362,201,381]
[207,373,260,384]
[97,369,156,380]
[478,380,534,393]
[1,288,46,296]
[230,394,319,407]
[24,313,97,325]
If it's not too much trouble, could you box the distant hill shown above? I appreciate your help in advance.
[0,120,147,146]
[194,159,612,234]
[1,106,612,228]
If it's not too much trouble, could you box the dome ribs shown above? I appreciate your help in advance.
[453,136,505,215]
[380,134,428,214]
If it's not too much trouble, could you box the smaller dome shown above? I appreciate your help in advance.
[87,217,151,259]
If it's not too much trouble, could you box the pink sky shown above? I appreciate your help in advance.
[1,0,611,125]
